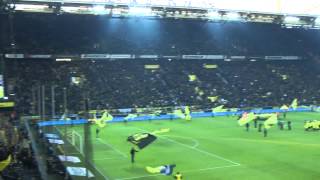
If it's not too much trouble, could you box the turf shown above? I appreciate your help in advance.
[57,112,320,180]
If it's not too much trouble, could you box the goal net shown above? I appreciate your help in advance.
[71,130,84,154]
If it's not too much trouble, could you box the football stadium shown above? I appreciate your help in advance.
[0,0,320,180]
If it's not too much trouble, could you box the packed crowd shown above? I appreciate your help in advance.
[1,10,320,180]
[0,112,41,180]
[1,13,320,115]
[5,59,320,115]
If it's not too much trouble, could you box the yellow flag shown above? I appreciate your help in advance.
[95,111,113,128]
[102,111,113,122]
[280,105,289,110]
[146,166,163,174]
[185,106,190,115]
[212,105,225,113]
[185,106,192,121]
[124,114,138,120]
[208,96,218,102]
[152,128,170,135]
[304,121,313,129]
[290,98,298,109]
[0,155,11,172]
[173,109,185,119]
[264,114,278,129]
[188,75,197,82]
[238,112,256,126]
[257,114,273,119]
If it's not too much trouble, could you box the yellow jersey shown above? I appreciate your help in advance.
[174,174,182,180]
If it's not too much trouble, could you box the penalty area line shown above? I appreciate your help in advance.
[162,135,199,148]
[184,164,240,173]
[114,164,240,180]
[133,127,241,166]
[96,138,128,158]
[161,135,240,166]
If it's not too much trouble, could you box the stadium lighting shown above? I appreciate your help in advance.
[311,26,320,29]
[207,11,221,20]
[56,58,72,62]
[14,4,48,11]
[61,6,88,13]
[315,17,320,25]
[284,16,300,23]
[128,7,153,16]
[226,12,240,20]
[92,5,107,15]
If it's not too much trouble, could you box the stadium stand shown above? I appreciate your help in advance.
[0,112,41,180]
[0,13,319,55]
[5,59,320,114]
[1,6,320,180]
[0,13,319,115]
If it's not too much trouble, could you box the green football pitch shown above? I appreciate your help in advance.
[57,112,320,180]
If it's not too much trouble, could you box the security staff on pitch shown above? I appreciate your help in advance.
[130,147,138,163]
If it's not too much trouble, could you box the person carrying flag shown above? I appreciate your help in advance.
[174,172,183,180]
[263,128,268,137]
[245,123,250,132]
[287,121,292,130]
[96,127,100,138]
[130,147,138,163]
[258,123,262,132]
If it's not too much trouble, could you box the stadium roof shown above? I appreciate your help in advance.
[16,0,320,16]
[1,0,320,29]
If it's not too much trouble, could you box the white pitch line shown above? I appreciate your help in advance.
[162,135,199,148]
[134,127,240,166]
[162,136,240,166]
[184,164,240,173]
[92,142,127,155]
[96,138,128,158]
[115,174,160,180]
[56,129,109,180]
[87,160,109,180]
[93,157,124,161]
[114,164,240,180]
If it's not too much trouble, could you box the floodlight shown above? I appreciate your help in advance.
[92,5,107,14]
[226,12,240,20]
[128,7,152,16]
[207,11,220,20]
[284,16,299,23]
[315,17,320,24]
[14,4,48,11]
